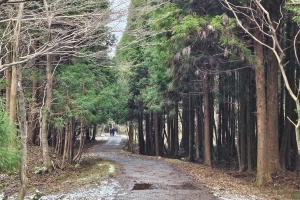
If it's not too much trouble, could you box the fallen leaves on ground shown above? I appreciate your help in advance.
[166,159,300,200]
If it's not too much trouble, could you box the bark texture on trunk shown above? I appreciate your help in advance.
[254,29,272,186]
[154,113,159,156]
[267,47,280,173]
[40,53,53,172]
[15,4,28,199]
[188,95,194,162]
[174,100,179,158]
[17,62,28,200]
[204,73,212,167]
[128,121,134,152]
[239,70,247,172]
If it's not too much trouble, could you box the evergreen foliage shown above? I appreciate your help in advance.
[285,4,300,23]
[0,107,20,173]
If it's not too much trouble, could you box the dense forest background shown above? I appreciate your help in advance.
[0,0,300,198]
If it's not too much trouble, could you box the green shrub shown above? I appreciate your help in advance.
[0,108,20,173]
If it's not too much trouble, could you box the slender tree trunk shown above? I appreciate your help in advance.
[209,82,215,158]
[294,61,300,170]
[5,62,12,113]
[195,95,202,160]
[40,52,53,172]
[167,106,171,156]
[14,3,27,199]
[9,64,17,122]
[246,71,255,171]
[182,98,189,155]
[145,113,151,155]
[254,29,272,185]
[17,61,28,200]
[128,121,134,152]
[73,118,85,162]
[150,112,155,154]
[28,42,39,145]
[92,123,97,141]
[188,94,194,162]
[217,74,223,155]
[9,3,23,124]
[85,127,90,141]
[70,120,75,159]
[154,112,159,156]
[61,126,68,169]
[239,70,247,172]
[138,111,145,154]
[204,73,212,167]
[40,0,53,172]
[174,100,179,157]
[159,114,164,155]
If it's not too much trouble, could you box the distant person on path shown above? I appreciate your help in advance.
[110,127,114,136]
[112,127,115,136]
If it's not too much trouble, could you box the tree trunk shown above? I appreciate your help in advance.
[239,70,247,172]
[145,113,152,155]
[265,0,281,173]
[167,106,171,156]
[254,29,272,185]
[182,98,189,155]
[15,3,27,199]
[92,123,97,141]
[17,60,28,200]
[28,42,39,145]
[159,113,164,155]
[73,118,85,162]
[85,127,90,141]
[138,111,145,154]
[174,100,179,157]
[5,63,12,113]
[204,73,212,167]
[154,112,160,156]
[61,126,68,169]
[188,94,194,162]
[246,70,255,172]
[40,52,53,172]
[266,46,280,173]
[9,3,23,124]
[40,0,53,172]
[195,95,203,160]
[128,121,134,152]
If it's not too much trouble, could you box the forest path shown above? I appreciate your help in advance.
[39,133,219,200]
[93,133,219,200]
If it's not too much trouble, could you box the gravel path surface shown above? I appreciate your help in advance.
[96,134,219,200]
[40,134,219,200]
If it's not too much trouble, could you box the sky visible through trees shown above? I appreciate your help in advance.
[108,0,130,57]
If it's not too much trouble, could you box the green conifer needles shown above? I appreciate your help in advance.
[0,109,20,173]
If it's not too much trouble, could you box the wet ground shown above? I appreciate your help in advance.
[39,134,219,200]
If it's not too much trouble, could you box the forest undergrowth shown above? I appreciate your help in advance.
[0,140,112,199]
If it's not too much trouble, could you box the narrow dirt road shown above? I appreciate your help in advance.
[40,134,220,200]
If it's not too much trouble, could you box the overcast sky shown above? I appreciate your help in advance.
[108,0,130,57]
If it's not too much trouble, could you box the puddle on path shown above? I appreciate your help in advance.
[131,182,198,191]
[132,183,153,190]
